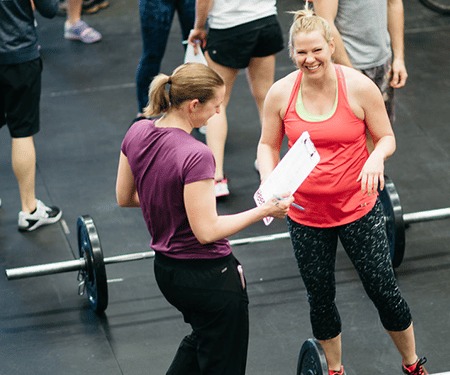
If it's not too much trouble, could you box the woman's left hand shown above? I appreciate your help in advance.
[357,153,385,196]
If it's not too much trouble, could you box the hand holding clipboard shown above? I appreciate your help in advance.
[254,131,320,225]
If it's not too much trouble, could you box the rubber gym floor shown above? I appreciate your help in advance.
[1,1,449,374]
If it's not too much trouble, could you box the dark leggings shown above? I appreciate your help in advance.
[287,199,412,340]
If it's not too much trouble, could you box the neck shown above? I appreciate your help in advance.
[155,110,194,133]
[302,64,336,90]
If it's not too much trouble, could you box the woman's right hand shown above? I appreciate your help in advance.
[263,194,294,219]
[188,29,207,51]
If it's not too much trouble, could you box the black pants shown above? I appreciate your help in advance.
[287,199,412,340]
[154,253,249,375]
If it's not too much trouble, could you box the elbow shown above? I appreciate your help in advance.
[116,193,134,207]
[192,228,216,245]
[196,233,214,245]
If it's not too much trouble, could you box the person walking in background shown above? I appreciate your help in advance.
[1,0,63,231]
[63,0,102,43]
[188,0,284,197]
[135,0,195,115]
[314,0,407,127]
[257,8,427,375]
[116,63,292,375]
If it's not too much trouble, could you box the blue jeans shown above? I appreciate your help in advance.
[136,0,195,112]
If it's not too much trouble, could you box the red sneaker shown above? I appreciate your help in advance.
[329,366,346,375]
[402,357,428,375]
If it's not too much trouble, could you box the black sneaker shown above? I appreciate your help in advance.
[402,357,428,375]
[18,199,62,232]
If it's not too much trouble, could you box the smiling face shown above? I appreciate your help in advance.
[291,30,335,77]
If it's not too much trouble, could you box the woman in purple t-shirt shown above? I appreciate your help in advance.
[116,63,293,375]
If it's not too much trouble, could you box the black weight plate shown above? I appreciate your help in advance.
[378,176,405,268]
[77,215,108,314]
[297,338,328,375]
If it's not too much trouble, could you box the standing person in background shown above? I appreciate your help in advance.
[1,0,63,231]
[63,0,102,43]
[116,63,293,375]
[257,8,427,375]
[188,0,284,197]
[314,0,407,128]
[135,0,195,115]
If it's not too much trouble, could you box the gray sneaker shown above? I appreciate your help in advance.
[64,20,102,43]
[18,199,62,232]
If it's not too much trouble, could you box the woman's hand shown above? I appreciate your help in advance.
[263,194,295,219]
[357,152,385,196]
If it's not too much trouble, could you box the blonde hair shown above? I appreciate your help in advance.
[143,63,225,117]
[288,5,333,59]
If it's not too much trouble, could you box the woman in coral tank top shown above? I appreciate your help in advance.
[257,6,427,375]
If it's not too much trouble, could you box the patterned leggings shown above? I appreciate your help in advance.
[287,199,412,340]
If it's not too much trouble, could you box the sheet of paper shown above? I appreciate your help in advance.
[254,131,320,225]
[184,42,208,65]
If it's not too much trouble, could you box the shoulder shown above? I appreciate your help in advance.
[339,65,381,100]
[267,70,298,103]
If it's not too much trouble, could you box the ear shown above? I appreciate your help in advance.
[188,99,200,112]
[329,37,336,55]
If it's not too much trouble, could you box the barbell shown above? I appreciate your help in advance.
[5,176,450,313]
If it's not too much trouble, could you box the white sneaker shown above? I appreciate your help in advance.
[18,199,62,232]
[214,176,230,197]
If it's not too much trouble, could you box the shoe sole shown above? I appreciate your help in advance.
[64,34,102,43]
[18,211,63,232]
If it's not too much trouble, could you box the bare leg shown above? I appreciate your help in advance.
[12,137,36,213]
[319,334,342,372]
[204,53,239,181]
[66,0,82,25]
[245,54,276,127]
[388,323,419,366]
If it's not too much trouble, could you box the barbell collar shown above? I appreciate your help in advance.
[6,258,85,281]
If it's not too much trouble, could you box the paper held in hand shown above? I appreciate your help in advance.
[184,41,208,65]
[254,131,320,225]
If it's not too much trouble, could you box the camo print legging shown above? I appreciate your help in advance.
[287,199,412,340]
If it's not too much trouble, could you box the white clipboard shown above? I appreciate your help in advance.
[254,131,320,225]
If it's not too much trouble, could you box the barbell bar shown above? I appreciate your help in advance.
[5,176,450,313]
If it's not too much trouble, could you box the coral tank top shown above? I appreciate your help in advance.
[283,64,376,227]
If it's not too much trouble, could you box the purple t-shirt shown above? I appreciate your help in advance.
[121,119,231,259]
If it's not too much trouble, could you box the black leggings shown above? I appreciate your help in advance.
[287,199,412,340]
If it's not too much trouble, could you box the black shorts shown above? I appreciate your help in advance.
[0,58,42,138]
[206,15,284,69]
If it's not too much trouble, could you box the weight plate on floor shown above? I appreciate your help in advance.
[77,215,108,314]
[297,338,328,375]
[378,176,405,268]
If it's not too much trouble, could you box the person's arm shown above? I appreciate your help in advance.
[184,179,293,244]
[256,80,288,183]
[346,69,396,195]
[387,0,407,88]
[313,0,354,68]
[188,0,213,49]
[116,152,140,207]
